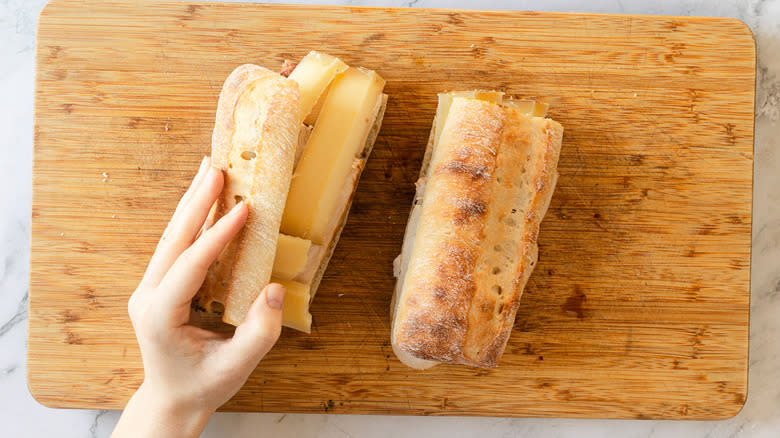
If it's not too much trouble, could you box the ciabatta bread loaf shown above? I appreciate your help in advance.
[392,93,563,368]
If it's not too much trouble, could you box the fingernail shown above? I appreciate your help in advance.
[266,283,285,310]
[227,201,245,216]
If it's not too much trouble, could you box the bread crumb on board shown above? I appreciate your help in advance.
[102,172,108,182]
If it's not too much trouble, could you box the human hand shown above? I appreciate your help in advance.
[113,157,286,438]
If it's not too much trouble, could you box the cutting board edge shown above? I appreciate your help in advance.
[36,0,762,34]
[23,385,749,420]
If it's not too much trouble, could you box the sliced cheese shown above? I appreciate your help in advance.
[434,91,546,147]
[463,90,505,103]
[304,82,329,126]
[272,234,312,280]
[289,51,348,122]
[276,278,312,333]
[295,124,314,169]
[281,67,385,243]
[434,94,455,151]
[503,98,548,117]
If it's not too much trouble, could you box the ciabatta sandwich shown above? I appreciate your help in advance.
[391,91,563,368]
[194,53,387,331]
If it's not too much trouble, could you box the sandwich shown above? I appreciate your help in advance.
[194,52,387,331]
[391,91,564,368]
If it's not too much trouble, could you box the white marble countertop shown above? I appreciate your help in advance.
[2,0,778,436]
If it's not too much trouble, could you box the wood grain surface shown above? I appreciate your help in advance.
[29,0,755,419]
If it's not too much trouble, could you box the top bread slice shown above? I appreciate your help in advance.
[198,64,300,326]
[392,96,563,368]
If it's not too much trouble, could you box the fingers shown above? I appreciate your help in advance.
[143,159,224,287]
[169,156,210,228]
[225,283,285,365]
[167,166,224,250]
[197,201,220,239]
[157,202,248,324]
[142,157,211,286]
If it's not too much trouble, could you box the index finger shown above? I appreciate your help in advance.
[156,202,248,326]
[142,160,223,287]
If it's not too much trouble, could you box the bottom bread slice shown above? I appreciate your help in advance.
[392,96,564,368]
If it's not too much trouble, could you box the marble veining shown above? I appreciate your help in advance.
[0,293,27,338]
[2,0,779,436]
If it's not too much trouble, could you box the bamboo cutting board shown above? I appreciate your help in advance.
[29,0,755,419]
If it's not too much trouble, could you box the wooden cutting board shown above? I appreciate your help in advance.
[29,0,755,419]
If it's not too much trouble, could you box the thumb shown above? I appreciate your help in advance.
[227,283,285,365]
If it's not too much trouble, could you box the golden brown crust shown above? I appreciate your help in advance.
[392,97,563,368]
[461,115,563,366]
[194,64,300,326]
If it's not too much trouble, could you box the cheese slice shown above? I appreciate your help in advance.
[463,90,505,103]
[272,234,312,280]
[304,82,329,126]
[272,55,385,332]
[503,98,548,117]
[434,91,546,147]
[281,67,385,243]
[295,124,314,169]
[276,278,312,333]
[288,51,348,122]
